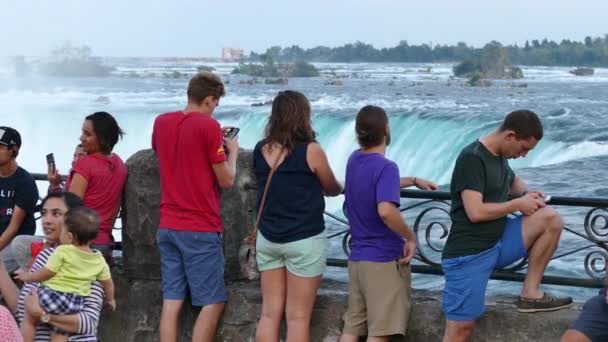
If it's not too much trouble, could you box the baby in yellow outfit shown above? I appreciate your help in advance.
[16,206,115,342]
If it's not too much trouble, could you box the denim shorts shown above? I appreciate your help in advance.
[157,228,227,306]
[442,215,527,321]
[571,289,608,342]
[256,230,327,277]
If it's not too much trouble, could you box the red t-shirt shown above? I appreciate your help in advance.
[70,153,128,245]
[152,111,227,232]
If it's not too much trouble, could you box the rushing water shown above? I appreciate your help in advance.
[1,59,607,300]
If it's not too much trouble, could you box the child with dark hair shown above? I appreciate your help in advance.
[15,206,115,342]
[340,105,437,342]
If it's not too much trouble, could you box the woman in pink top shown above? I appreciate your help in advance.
[68,112,128,260]
[0,305,22,342]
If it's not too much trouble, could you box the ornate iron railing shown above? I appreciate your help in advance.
[33,172,608,287]
[326,189,608,288]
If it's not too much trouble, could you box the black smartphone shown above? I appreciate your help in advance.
[46,153,56,174]
[223,127,240,140]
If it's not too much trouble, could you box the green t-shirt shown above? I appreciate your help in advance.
[442,141,515,259]
[43,244,111,296]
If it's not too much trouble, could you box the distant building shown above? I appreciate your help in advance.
[222,48,245,60]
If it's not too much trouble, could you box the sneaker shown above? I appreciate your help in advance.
[516,292,573,313]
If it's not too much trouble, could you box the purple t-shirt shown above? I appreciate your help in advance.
[344,150,405,262]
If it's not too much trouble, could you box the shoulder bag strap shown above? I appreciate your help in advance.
[250,146,283,240]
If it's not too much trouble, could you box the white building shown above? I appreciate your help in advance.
[222,48,245,60]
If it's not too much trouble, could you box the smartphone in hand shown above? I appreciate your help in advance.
[46,153,56,174]
[223,127,240,140]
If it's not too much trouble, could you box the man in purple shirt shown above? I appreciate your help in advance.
[339,105,437,342]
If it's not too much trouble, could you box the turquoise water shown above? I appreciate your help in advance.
[1,60,607,299]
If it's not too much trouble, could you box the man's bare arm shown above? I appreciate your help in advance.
[14,267,56,283]
[509,175,528,197]
[462,189,545,222]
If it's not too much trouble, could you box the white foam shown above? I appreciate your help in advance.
[527,141,608,167]
[310,94,488,112]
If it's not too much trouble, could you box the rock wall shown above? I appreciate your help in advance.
[101,267,581,342]
[101,149,582,342]
[121,149,255,283]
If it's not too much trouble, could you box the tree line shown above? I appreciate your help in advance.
[249,36,608,67]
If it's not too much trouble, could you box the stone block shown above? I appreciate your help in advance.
[121,149,256,283]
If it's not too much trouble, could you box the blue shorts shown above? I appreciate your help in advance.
[571,289,608,342]
[157,228,227,306]
[442,215,527,321]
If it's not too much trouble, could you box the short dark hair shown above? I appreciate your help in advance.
[64,206,100,245]
[499,110,543,140]
[85,112,125,154]
[187,72,225,105]
[40,191,84,212]
[355,105,388,148]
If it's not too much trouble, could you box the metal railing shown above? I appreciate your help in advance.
[34,172,607,287]
[326,189,608,288]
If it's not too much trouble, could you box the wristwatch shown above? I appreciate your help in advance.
[40,311,51,324]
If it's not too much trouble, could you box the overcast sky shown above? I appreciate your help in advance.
[1,0,606,58]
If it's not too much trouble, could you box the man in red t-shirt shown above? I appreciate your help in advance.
[152,72,239,342]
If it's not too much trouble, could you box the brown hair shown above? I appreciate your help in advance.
[355,105,388,148]
[64,206,100,245]
[187,72,225,105]
[499,110,543,140]
[264,90,316,152]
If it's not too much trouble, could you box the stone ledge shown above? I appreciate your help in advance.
[100,269,581,342]
[112,148,582,342]
[121,149,255,283]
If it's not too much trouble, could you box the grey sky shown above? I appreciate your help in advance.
[1,0,606,57]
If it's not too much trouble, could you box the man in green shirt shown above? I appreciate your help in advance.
[441,110,572,342]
